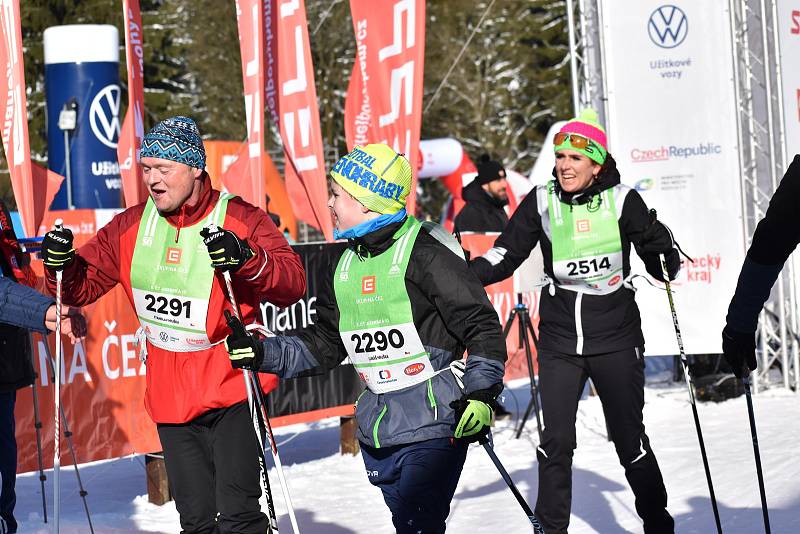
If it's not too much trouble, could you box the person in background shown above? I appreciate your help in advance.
[0,198,85,534]
[264,193,282,230]
[469,109,679,534]
[454,154,509,233]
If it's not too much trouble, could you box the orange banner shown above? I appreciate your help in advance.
[269,0,332,239]
[211,140,298,240]
[0,0,63,237]
[235,0,266,212]
[118,0,147,208]
[344,0,426,214]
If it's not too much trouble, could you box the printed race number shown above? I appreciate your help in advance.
[351,329,405,353]
[566,257,611,276]
[144,294,192,318]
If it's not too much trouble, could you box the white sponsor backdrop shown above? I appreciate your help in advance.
[601,1,745,355]
[777,2,800,161]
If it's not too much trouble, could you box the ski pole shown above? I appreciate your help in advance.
[449,362,545,532]
[53,218,64,534]
[742,373,770,533]
[28,333,48,523]
[208,223,301,534]
[42,337,94,533]
[225,308,281,532]
[651,211,722,534]
[479,436,545,533]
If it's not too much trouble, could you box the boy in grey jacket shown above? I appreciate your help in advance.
[225,144,507,534]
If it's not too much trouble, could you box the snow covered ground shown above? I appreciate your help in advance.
[15,374,800,533]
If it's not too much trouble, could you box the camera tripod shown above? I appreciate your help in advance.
[502,293,544,441]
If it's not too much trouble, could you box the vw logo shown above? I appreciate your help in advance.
[648,5,688,49]
[159,332,169,342]
[89,84,121,149]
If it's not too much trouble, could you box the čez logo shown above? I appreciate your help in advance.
[648,5,688,49]
[90,84,121,149]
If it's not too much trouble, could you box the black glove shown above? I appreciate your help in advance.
[722,325,757,379]
[642,249,681,282]
[638,220,674,254]
[224,311,264,371]
[41,226,75,271]
[449,384,502,443]
[200,226,254,272]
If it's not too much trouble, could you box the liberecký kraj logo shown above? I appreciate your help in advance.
[648,5,688,49]
[647,5,691,80]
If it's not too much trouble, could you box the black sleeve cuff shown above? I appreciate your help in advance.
[726,256,783,333]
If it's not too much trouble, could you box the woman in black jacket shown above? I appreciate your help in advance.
[470,109,680,534]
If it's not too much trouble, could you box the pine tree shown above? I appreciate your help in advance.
[423,0,571,170]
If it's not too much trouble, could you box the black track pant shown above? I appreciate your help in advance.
[534,347,674,534]
[157,401,269,534]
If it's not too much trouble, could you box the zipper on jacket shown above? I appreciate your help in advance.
[373,404,388,448]
[575,292,584,355]
[426,379,438,420]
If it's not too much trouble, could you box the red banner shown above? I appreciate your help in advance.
[118,0,147,208]
[344,0,426,214]
[0,0,63,237]
[235,0,266,212]
[268,0,332,240]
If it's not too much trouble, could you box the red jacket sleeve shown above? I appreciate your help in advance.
[44,206,142,306]
[225,199,306,308]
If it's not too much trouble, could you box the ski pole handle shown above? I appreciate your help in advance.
[54,218,65,231]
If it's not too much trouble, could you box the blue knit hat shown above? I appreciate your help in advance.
[140,116,206,169]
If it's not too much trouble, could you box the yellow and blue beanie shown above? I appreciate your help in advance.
[140,116,206,169]
[330,144,412,215]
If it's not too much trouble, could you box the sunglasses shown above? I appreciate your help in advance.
[553,132,598,151]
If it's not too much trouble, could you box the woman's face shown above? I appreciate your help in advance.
[555,149,602,193]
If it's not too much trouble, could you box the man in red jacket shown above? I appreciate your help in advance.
[42,116,306,534]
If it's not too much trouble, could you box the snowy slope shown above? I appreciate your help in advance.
[15,379,800,533]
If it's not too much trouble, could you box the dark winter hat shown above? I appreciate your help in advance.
[140,116,206,169]
[475,155,506,185]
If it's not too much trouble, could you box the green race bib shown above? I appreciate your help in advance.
[334,217,436,393]
[130,194,233,351]
[546,181,624,295]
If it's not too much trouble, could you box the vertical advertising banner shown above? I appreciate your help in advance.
[269,0,332,240]
[776,1,800,162]
[0,0,62,237]
[344,0,426,214]
[235,0,266,211]
[118,0,147,208]
[600,1,745,354]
